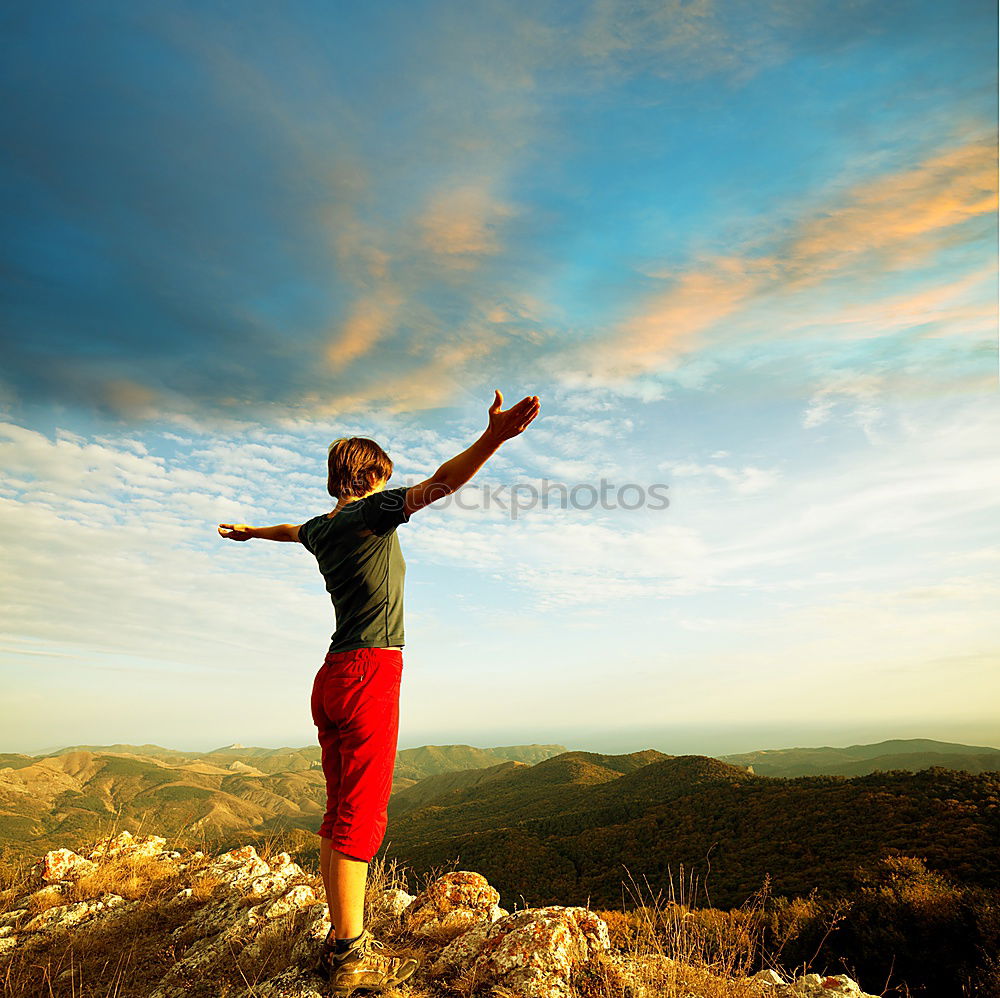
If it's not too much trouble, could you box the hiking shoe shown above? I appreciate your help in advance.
[327,928,419,996]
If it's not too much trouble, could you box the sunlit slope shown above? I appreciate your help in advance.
[0,742,567,850]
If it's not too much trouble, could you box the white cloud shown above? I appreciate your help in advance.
[1,385,997,748]
[662,460,780,495]
[802,372,887,442]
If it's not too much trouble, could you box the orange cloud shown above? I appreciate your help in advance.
[325,294,402,372]
[787,137,997,278]
[309,338,493,416]
[606,256,776,368]
[586,134,998,376]
[324,198,392,283]
[416,183,517,267]
[798,266,998,340]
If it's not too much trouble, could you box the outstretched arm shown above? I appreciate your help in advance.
[403,389,540,516]
[218,523,301,542]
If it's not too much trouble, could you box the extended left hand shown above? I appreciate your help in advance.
[218,523,253,541]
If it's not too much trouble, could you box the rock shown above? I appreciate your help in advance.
[37,849,97,883]
[23,894,127,932]
[402,871,500,941]
[258,886,316,921]
[794,973,827,992]
[175,851,205,873]
[240,966,325,997]
[172,894,245,942]
[787,974,879,997]
[269,852,304,880]
[755,969,787,986]
[89,831,167,861]
[429,920,493,975]
[152,935,229,998]
[367,887,415,923]
[0,908,27,928]
[820,976,863,993]
[158,880,315,997]
[469,905,611,998]
[198,845,270,891]
[247,873,291,898]
[1,832,888,998]
[289,902,332,967]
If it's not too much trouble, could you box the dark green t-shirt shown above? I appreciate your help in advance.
[298,486,410,654]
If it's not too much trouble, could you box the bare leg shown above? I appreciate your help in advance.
[319,836,335,940]
[320,835,368,939]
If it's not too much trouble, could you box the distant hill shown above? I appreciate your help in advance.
[0,742,567,853]
[719,738,1000,777]
[387,749,673,824]
[392,743,567,784]
[388,760,529,817]
[36,742,567,785]
[381,753,1000,910]
[37,744,324,775]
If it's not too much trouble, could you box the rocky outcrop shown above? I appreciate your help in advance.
[402,870,506,940]
[0,832,881,997]
[36,848,97,883]
[461,905,611,997]
[88,831,168,861]
[33,833,173,886]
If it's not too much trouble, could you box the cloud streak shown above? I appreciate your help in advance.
[580,134,997,379]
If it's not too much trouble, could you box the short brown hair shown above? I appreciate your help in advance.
[327,437,393,499]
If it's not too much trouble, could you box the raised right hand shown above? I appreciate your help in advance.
[487,389,540,442]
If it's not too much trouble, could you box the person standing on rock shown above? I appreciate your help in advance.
[217,388,541,995]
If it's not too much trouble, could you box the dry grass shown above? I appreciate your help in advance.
[1,834,839,998]
[357,851,809,998]
[0,834,211,998]
[570,865,790,998]
[0,852,33,913]
[74,854,187,904]
[8,903,203,998]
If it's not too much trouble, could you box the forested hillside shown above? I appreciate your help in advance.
[384,756,1000,910]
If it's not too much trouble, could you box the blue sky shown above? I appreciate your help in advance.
[1,0,997,755]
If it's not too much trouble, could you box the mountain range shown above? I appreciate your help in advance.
[720,737,1000,777]
[0,742,566,852]
[1,737,997,911]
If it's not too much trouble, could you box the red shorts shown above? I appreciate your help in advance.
[310,646,403,863]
